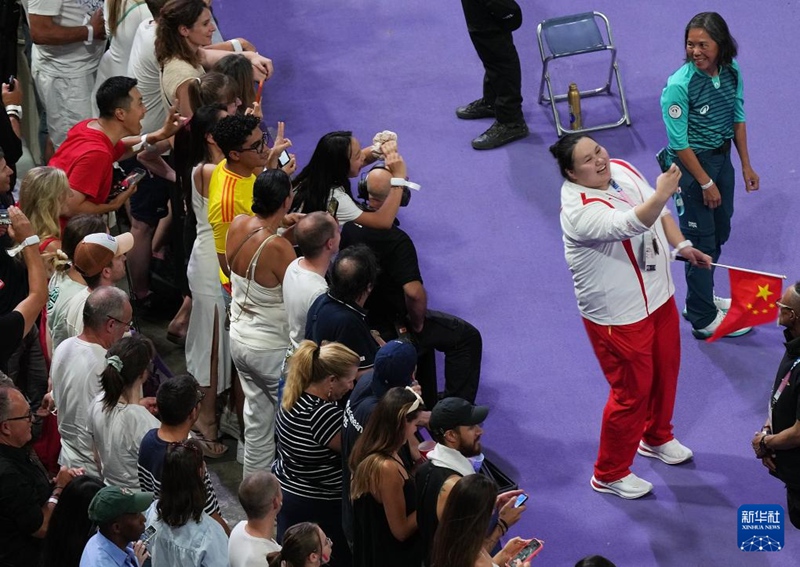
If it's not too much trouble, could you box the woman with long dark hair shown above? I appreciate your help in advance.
[431,475,532,567]
[87,334,159,488]
[660,12,758,339]
[267,522,332,567]
[273,340,359,567]
[350,387,423,567]
[145,439,228,566]
[41,475,105,567]
[290,131,408,228]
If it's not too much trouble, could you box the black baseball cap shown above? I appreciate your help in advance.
[429,397,489,433]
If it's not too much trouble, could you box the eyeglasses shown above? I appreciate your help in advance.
[2,409,39,423]
[325,537,333,547]
[195,389,206,405]
[237,132,268,154]
[777,301,796,317]
[108,316,134,332]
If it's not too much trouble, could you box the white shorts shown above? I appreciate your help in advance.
[32,69,96,148]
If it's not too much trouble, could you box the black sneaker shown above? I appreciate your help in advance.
[471,120,529,150]
[456,99,495,120]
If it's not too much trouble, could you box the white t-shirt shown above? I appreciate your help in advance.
[128,19,165,134]
[28,0,105,76]
[62,286,89,341]
[282,258,328,349]
[48,272,87,351]
[329,187,364,225]
[87,394,160,489]
[51,337,106,476]
[228,521,281,567]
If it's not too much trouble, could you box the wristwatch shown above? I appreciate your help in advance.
[390,177,421,191]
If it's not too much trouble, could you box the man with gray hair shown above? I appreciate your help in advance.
[229,470,282,566]
[49,286,132,476]
[283,211,340,352]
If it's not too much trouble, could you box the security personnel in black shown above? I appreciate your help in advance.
[456,0,528,150]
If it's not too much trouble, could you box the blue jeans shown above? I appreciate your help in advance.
[675,148,735,329]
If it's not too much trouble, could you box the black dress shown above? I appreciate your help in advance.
[353,468,422,567]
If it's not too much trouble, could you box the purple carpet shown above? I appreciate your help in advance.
[214,1,799,564]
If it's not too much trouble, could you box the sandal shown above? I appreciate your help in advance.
[190,430,229,459]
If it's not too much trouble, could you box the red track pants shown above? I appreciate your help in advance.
[583,297,681,482]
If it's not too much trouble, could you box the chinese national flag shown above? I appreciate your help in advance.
[708,268,783,342]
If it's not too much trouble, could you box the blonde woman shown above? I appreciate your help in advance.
[273,340,358,567]
[18,166,70,276]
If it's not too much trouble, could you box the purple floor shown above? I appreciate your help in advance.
[215,1,799,565]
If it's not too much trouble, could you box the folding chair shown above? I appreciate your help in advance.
[536,11,631,136]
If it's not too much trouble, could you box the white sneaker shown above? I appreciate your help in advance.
[713,295,731,311]
[219,408,242,441]
[638,439,693,465]
[683,295,731,321]
[691,309,752,339]
[590,473,653,499]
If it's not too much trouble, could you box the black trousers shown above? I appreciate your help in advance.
[461,0,523,123]
[788,485,800,530]
[413,310,482,409]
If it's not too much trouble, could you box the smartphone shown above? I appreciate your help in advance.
[513,493,529,508]
[6,75,14,91]
[0,209,10,226]
[278,149,291,168]
[121,167,148,189]
[255,79,265,104]
[509,539,544,565]
[140,525,157,550]
[326,197,339,218]
[655,147,672,173]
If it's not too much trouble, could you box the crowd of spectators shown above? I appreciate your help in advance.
[0,0,635,566]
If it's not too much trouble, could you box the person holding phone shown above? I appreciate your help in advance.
[660,12,759,339]
[552,134,710,500]
[430,475,537,567]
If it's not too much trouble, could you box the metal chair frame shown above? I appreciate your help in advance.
[536,11,631,136]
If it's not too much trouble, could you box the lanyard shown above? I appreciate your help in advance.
[609,179,636,207]
[771,359,800,409]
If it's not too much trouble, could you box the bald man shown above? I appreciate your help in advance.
[339,168,483,408]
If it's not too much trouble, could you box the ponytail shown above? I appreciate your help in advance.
[100,335,154,412]
[282,341,359,411]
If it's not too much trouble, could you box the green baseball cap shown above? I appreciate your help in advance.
[88,486,153,524]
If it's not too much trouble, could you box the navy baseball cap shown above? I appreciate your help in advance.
[371,340,417,397]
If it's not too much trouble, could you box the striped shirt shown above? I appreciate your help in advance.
[661,60,744,152]
[137,429,221,516]
[207,160,256,250]
[272,392,344,500]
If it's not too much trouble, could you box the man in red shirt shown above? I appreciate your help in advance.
[50,76,184,221]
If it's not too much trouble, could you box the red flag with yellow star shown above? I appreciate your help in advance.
[708,268,783,342]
